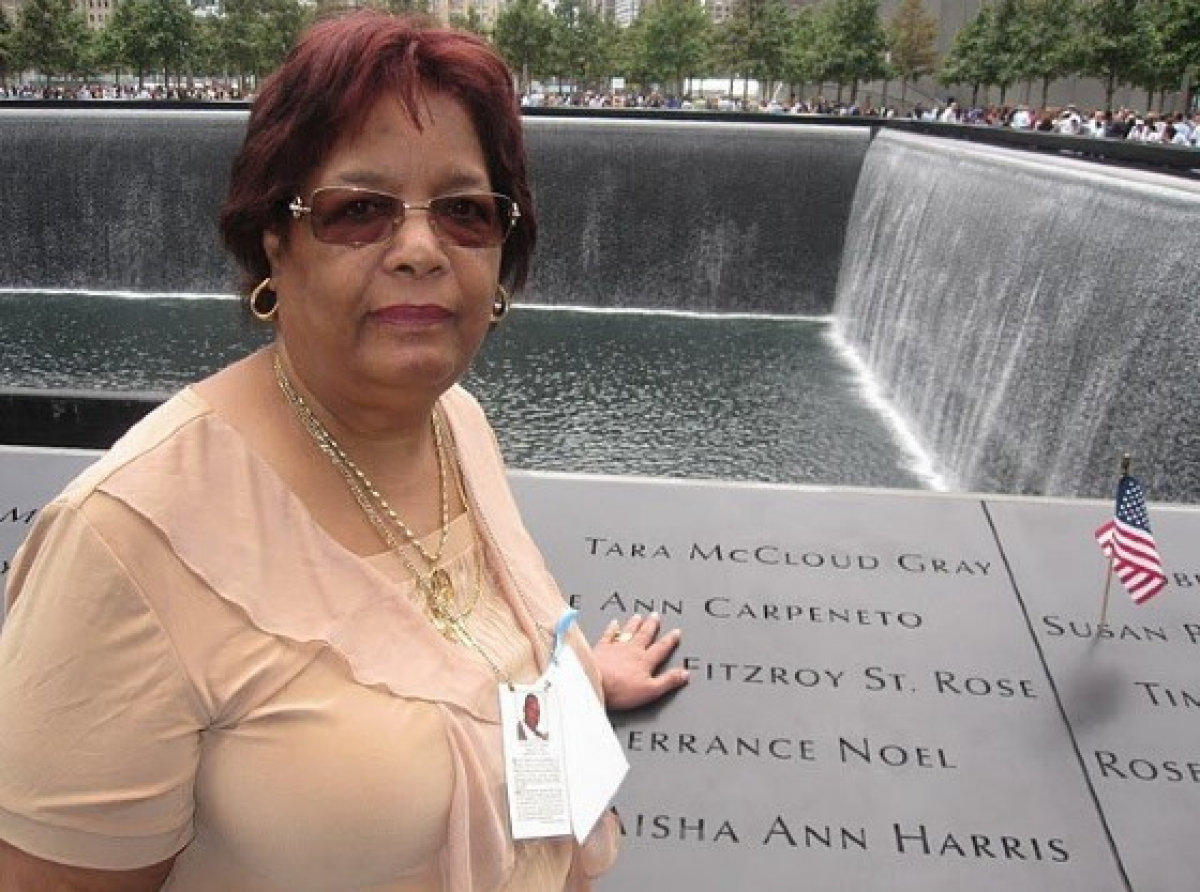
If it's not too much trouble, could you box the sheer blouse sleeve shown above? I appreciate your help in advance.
[0,500,204,869]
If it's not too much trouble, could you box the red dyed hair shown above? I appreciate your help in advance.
[219,10,535,294]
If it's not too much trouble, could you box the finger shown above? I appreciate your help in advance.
[632,612,660,644]
[643,627,683,666]
[634,666,690,705]
[612,613,642,643]
[601,619,620,643]
[660,666,690,692]
[657,665,690,691]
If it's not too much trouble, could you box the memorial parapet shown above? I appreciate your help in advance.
[511,474,1199,892]
[3,447,1198,890]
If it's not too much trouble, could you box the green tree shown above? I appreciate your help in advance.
[887,0,938,110]
[1160,0,1200,111]
[817,0,888,104]
[1135,0,1200,113]
[1010,0,1079,107]
[0,7,13,87]
[611,13,650,89]
[11,0,91,82]
[587,12,623,88]
[1078,0,1149,110]
[986,0,1024,105]
[549,0,619,93]
[377,0,432,13]
[218,0,310,92]
[719,0,792,102]
[1129,0,1174,111]
[190,15,225,84]
[782,6,823,99]
[157,0,198,85]
[635,0,711,97]
[493,0,555,93]
[937,2,993,105]
[448,6,489,37]
[100,0,198,90]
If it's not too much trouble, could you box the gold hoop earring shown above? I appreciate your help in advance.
[249,277,278,322]
[491,285,511,324]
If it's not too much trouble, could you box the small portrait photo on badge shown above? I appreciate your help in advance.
[515,690,550,744]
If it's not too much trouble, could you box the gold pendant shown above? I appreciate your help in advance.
[425,569,459,639]
[428,568,455,611]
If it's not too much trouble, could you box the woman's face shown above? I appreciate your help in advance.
[264,91,503,414]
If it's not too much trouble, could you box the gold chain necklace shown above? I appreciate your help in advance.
[274,353,482,639]
[274,355,450,567]
[273,352,549,688]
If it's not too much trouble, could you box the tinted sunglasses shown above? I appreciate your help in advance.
[288,187,520,249]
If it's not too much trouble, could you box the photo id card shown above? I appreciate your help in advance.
[500,684,572,839]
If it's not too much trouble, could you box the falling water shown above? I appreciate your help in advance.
[833,130,1200,503]
[5,110,1200,501]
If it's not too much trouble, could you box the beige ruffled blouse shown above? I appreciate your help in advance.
[0,386,618,890]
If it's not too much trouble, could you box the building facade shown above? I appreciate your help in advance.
[1,0,117,29]
[78,0,115,29]
[428,0,504,28]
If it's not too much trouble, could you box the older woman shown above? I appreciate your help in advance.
[0,11,686,890]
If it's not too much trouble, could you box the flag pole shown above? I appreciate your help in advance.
[1099,453,1132,629]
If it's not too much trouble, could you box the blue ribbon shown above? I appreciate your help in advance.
[551,608,579,664]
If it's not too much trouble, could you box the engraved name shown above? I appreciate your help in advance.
[569,589,924,631]
[583,537,991,576]
[624,730,957,770]
[678,658,1038,699]
[1134,681,1200,709]
[616,811,1071,862]
[1094,750,1200,783]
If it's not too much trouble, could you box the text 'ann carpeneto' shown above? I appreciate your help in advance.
[575,589,926,630]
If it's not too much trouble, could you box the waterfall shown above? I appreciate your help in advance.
[523,118,868,313]
[0,109,245,294]
[0,109,869,315]
[5,108,1200,501]
[833,130,1200,503]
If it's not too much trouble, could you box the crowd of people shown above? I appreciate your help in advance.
[5,78,1197,148]
[917,100,1200,147]
[521,88,1200,147]
[0,82,247,100]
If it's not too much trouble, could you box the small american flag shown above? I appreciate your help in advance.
[1095,474,1167,604]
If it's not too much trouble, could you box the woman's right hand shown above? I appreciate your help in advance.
[592,612,689,711]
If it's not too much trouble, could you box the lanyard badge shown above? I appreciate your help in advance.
[500,609,629,841]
